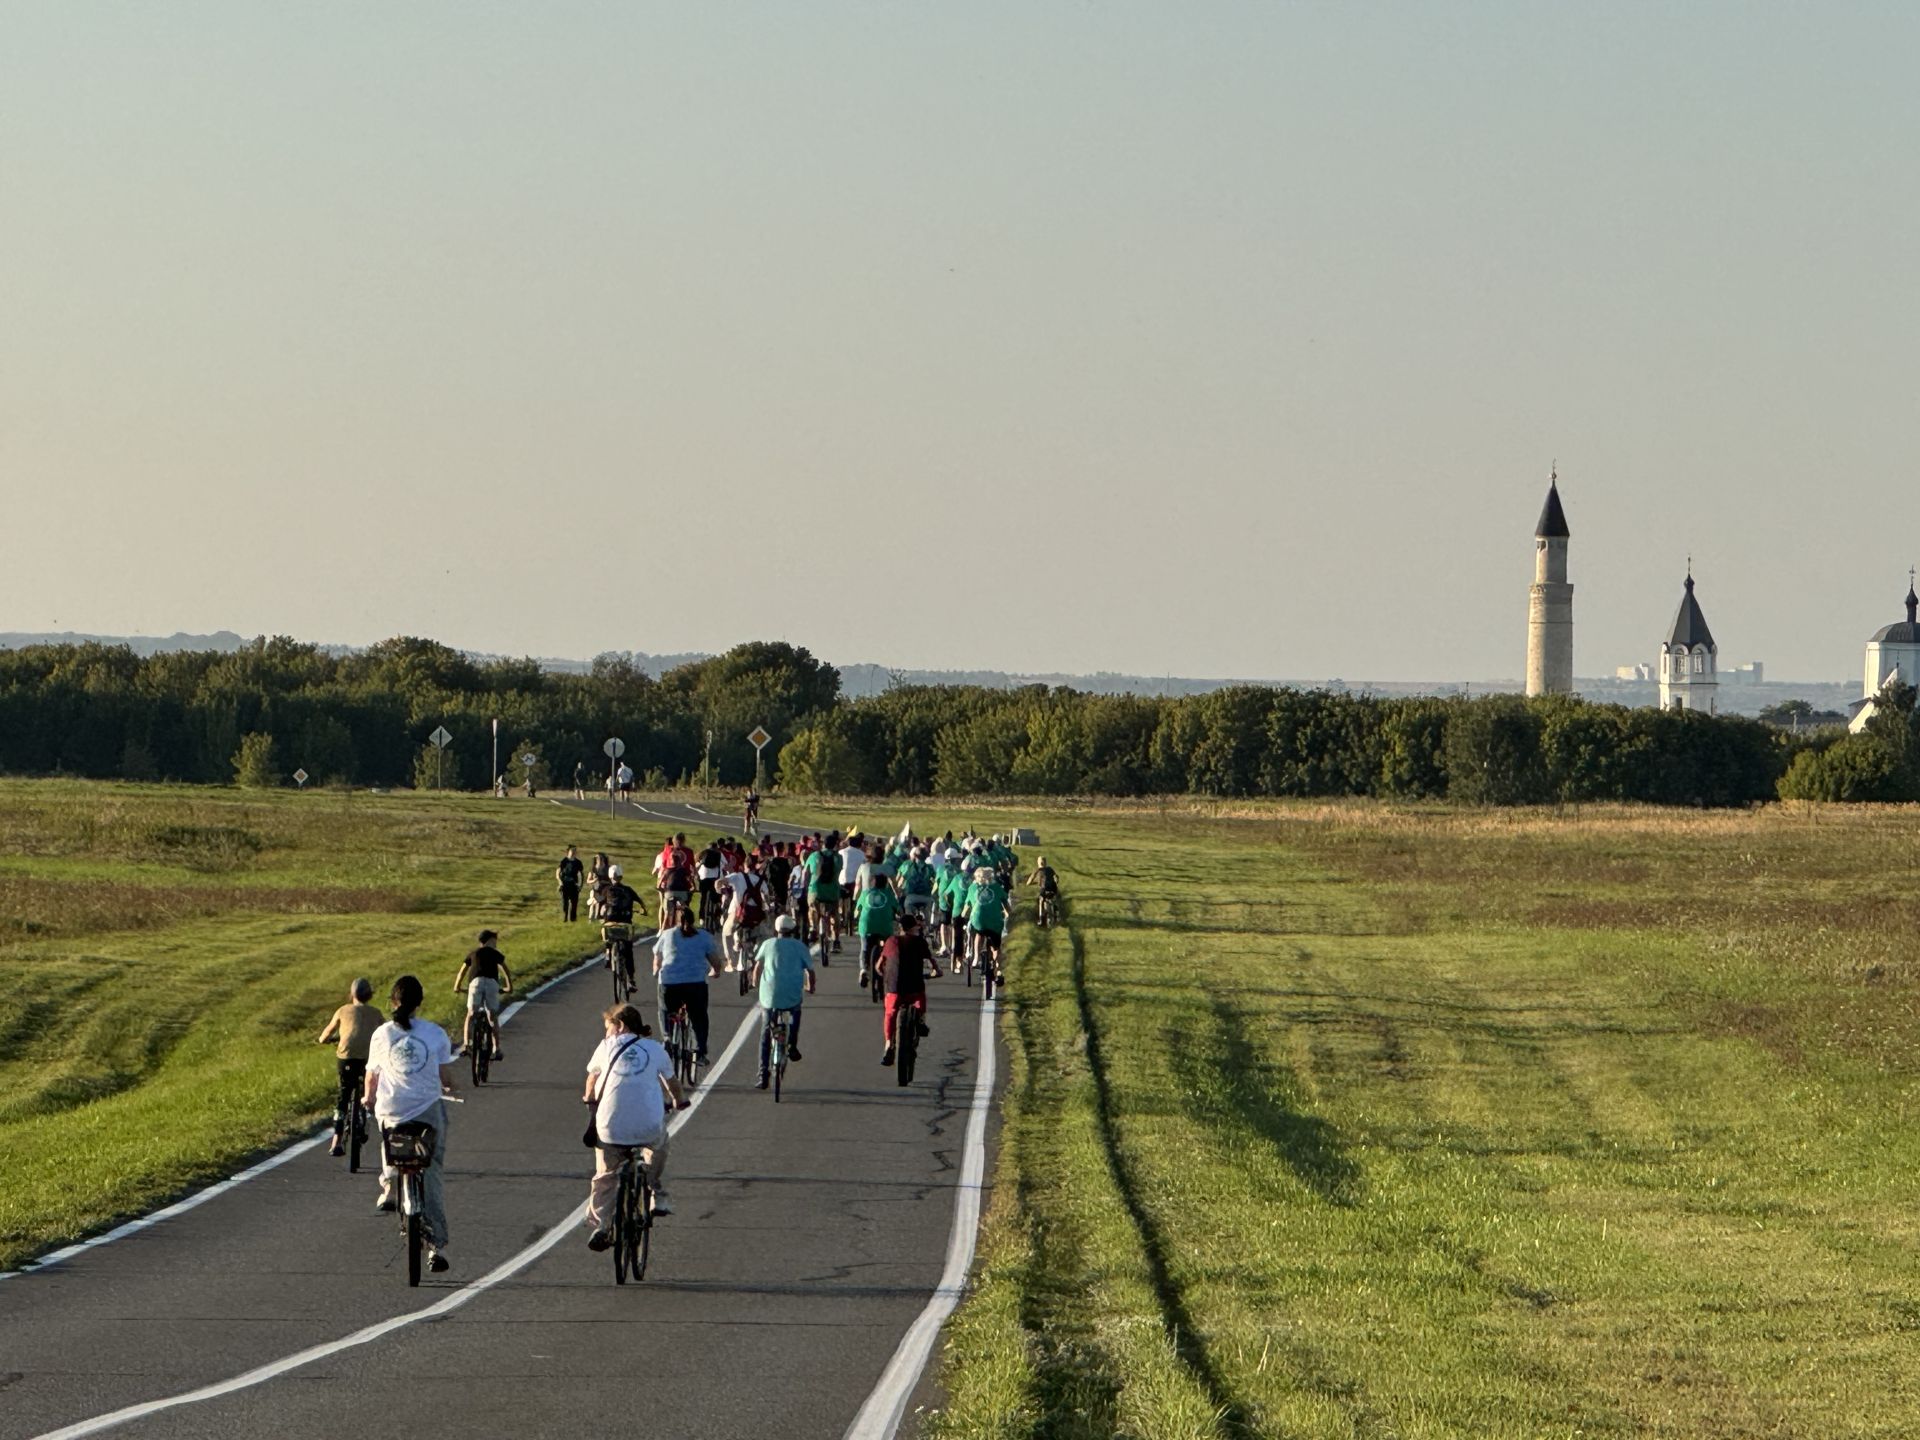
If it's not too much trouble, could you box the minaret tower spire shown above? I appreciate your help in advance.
[1526,467,1574,696]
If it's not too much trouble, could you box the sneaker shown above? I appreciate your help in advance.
[881,1046,896,1066]
[652,1195,673,1217]
[917,1022,930,1038]
[788,1047,802,1062]
[587,1230,613,1252]
[491,1050,503,1062]
[697,1051,710,1065]
[376,1192,397,1213]
[329,1138,345,1158]
[755,1077,770,1090]
[428,1250,450,1273]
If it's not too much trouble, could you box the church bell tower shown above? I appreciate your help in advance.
[1526,471,1573,696]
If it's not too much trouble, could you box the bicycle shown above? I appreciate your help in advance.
[382,1120,438,1287]
[611,1149,655,1285]
[667,1005,700,1089]
[890,1003,920,1086]
[766,1008,795,1101]
[602,924,636,1002]
[980,936,1003,1001]
[346,1086,369,1174]
[469,1008,494,1086]
[1036,892,1060,928]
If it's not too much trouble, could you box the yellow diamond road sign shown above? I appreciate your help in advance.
[747,726,771,750]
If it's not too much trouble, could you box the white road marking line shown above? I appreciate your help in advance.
[0,948,607,1285]
[31,1005,762,1440]
[843,993,998,1440]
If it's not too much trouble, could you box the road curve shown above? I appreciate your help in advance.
[1,798,998,1440]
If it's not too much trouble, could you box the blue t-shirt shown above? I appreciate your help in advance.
[655,926,719,985]
[754,936,814,1011]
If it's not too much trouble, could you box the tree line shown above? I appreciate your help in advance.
[3,633,1878,806]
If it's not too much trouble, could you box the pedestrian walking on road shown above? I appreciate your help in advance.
[557,844,584,922]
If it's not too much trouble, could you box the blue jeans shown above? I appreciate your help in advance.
[757,1004,802,1082]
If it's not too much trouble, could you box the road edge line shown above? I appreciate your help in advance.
[30,1003,762,1440]
[842,992,999,1440]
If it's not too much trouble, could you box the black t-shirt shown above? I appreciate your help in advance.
[766,854,793,898]
[880,934,933,998]
[1035,865,1057,895]
[465,946,505,982]
[601,883,640,923]
[558,856,585,887]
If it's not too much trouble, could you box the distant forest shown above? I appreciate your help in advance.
[3,635,1917,804]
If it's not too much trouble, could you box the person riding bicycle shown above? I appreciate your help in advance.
[722,852,774,971]
[452,930,513,1063]
[652,900,722,1067]
[743,787,761,834]
[879,911,941,1066]
[749,914,817,1089]
[805,832,843,956]
[656,833,695,916]
[317,977,382,1157]
[598,865,645,991]
[584,1002,683,1241]
[938,850,971,958]
[364,975,460,1271]
[961,866,1010,987]
[854,875,901,987]
[695,840,726,932]
[896,845,937,929]
[1024,855,1060,919]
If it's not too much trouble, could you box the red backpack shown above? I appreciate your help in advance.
[738,873,767,929]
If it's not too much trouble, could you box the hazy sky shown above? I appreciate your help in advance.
[4,3,1916,683]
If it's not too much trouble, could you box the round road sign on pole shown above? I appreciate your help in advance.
[521,752,537,768]
[603,737,626,759]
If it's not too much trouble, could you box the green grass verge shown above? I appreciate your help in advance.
[0,779,656,1269]
[792,799,1920,1439]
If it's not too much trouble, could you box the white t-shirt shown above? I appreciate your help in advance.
[367,1019,455,1126]
[724,871,769,919]
[588,1033,672,1145]
[839,845,864,885]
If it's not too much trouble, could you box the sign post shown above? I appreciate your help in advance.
[603,737,625,819]
[491,718,500,798]
[293,768,309,790]
[747,726,772,791]
[429,725,453,791]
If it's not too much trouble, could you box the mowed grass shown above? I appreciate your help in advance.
[789,800,1920,1439]
[0,779,648,1270]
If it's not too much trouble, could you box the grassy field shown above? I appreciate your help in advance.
[0,780,653,1270]
[782,799,1920,1439]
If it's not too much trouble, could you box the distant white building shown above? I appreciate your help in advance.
[1659,571,1717,714]
[1727,662,1764,684]
[1849,577,1920,732]
[1615,663,1654,681]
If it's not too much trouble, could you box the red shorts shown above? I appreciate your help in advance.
[882,991,926,1037]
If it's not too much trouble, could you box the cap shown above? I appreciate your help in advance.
[774,914,797,933]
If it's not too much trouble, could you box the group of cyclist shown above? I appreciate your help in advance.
[319,807,1063,1271]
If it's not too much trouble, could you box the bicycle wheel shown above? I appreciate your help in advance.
[405,1196,423,1288]
[613,1166,632,1285]
[631,1178,652,1281]
[609,951,622,1003]
[965,940,974,988]
[897,1012,917,1086]
[348,1096,365,1173]
[471,1021,489,1085]
[739,961,751,997]
[984,954,997,1001]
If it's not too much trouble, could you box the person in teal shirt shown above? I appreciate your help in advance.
[855,883,900,985]
[897,848,937,931]
[962,869,1009,984]
[937,858,969,957]
[749,915,816,1089]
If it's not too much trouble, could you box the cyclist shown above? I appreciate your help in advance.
[317,977,382,1157]
[1025,854,1060,923]
[749,914,817,1089]
[364,975,460,1270]
[743,787,761,834]
[722,852,774,971]
[656,833,695,917]
[556,844,585,923]
[961,865,1010,987]
[452,930,513,1062]
[938,850,970,959]
[880,912,941,1066]
[695,839,725,934]
[596,864,645,991]
[897,845,938,932]
[652,900,722,1067]
[765,842,795,928]
[838,831,866,926]
[806,832,843,958]
[855,871,901,987]
[584,1002,683,1241]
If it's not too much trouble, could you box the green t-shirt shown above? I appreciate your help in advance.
[856,886,900,938]
[939,866,968,909]
[964,877,1007,932]
[898,859,935,896]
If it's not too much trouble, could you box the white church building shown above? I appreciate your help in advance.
[1848,576,1920,732]
[1659,572,1717,713]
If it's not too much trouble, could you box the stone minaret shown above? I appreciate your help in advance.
[1526,473,1573,696]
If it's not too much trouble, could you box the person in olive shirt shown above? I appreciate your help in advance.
[453,930,513,1062]
[557,845,586,922]
[316,977,383,1157]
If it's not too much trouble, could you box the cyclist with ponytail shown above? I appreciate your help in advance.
[363,974,461,1273]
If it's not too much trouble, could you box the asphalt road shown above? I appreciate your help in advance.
[0,800,998,1440]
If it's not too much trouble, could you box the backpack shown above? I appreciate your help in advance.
[738,874,767,929]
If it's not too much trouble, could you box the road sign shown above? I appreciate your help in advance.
[603,737,626,759]
[747,726,771,751]
[429,726,452,750]
[521,752,537,768]
[293,768,309,788]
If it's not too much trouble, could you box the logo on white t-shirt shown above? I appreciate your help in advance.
[388,1033,432,1077]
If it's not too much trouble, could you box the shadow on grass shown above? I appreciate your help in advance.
[1170,994,1365,1208]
